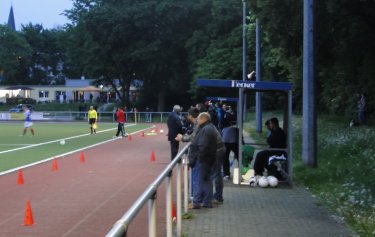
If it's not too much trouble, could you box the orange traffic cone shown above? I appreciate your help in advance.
[172,200,177,223]
[24,200,34,226]
[52,159,58,171]
[128,134,132,141]
[141,131,145,137]
[17,169,24,185]
[80,151,85,163]
[150,150,156,162]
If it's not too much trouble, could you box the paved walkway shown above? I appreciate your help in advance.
[183,175,356,237]
[182,131,356,237]
[181,180,356,237]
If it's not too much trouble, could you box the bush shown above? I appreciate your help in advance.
[6,97,36,105]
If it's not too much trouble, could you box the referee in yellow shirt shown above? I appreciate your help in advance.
[88,105,98,134]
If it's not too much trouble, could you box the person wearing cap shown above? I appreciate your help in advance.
[167,105,183,161]
[175,107,201,208]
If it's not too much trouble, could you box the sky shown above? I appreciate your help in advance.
[1,0,73,30]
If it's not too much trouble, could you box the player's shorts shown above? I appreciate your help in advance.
[89,118,96,125]
[24,122,33,128]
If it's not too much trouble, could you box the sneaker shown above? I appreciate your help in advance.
[202,204,213,208]
[212,199,223,205]
[188,203,200,209]
[249,176,259,187]
[223,175,230,180]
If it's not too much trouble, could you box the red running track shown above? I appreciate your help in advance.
[0,124,183,237]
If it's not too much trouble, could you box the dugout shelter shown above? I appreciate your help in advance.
[197,79,293,185]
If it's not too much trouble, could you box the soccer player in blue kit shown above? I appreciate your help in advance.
[22,105,35,136]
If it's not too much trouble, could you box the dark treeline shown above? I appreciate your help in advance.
[0,0,374,116]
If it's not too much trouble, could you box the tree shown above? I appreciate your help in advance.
[21,24,66,85]
[64,0,201,110]
[0,25,31,85]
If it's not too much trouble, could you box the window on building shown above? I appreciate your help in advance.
[39,91,49,98]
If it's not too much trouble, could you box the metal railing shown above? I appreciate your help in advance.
[0,111,186,123]
[105,143,191,237]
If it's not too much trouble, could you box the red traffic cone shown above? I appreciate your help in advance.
[141,131,145,137]
[24,200,34,226]
[52,159,58,171]
[172,200,177,222]
[128,134,132,141]
[17,169,24,185]
[150,150,156,162]
[80,151,85,163]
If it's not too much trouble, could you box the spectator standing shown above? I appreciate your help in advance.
[212,126,226,203]
[221,125,239,179]
[145,107,151,122]
[175,107,201,208]
[188,112,217,208]
[358,93,367,125]
[167,105,183,160]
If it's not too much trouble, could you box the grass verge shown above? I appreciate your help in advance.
[245,113,374,236]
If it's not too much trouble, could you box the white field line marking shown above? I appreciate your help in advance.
[0,124,155,176]
[0,124,138,155]
[0,144,34,146]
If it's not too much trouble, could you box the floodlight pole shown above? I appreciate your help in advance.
[238,0,247,185]
[255,19,262,133]
[303,0,317,167]
[242,0,247,122]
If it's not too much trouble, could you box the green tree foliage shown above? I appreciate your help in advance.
[1,0,374,116]
[249,0,375,116]
[316,0,375,116]
[64,0,200,110]
[185,0,245,101]
[20,24,66,85]
[0,25,31,84]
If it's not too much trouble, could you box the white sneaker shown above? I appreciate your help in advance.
[249,176,260,187]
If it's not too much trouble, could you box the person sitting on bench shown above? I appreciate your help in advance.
[253,117,286,179]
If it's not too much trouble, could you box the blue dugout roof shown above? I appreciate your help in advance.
[197,79,293,91]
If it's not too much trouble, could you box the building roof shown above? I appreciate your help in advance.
[65,79,95,87]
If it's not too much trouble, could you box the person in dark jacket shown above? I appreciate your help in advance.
[221,125,239,179]
[167,105,183,161]
[175,107,201,208]
[212,127,226,203]
[188,112,217,208]
[253,117,286,177]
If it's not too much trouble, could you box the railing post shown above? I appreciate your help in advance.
[166,171,173,237]
[183,155,189,213]
[176,162,182,236]
[148,191,157,237]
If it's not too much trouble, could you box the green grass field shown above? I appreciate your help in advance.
[0,122,153,173]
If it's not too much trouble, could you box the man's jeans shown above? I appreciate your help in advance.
[212,147,225,201]
[198,162,213,207]
[191,160,201,206]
